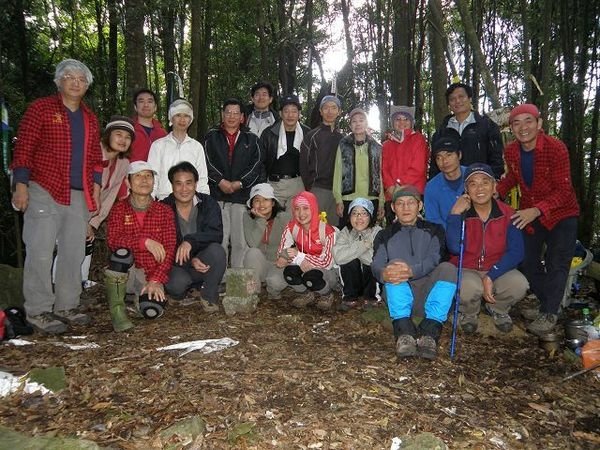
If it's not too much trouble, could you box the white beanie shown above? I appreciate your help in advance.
[168,99,194,125]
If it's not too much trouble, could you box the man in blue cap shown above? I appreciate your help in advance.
[447,163,529,334]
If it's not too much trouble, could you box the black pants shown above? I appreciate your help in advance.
[339,258,377,300]
[338,199,379,230]
[521,217,578,314]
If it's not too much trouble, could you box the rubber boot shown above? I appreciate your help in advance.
[104,269,134,332]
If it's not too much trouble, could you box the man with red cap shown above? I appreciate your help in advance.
[496,104,580,336]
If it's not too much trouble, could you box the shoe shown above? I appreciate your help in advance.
[200,298,220,314]
[292,291,316,308]
[316,293,336,311]
[395,335,417,358]
[28,313,68,334]
[521,307,540,321]
[267,292,282,300]
[54,308,91,326]
[458,313,478,334]
[484,304,513,333]
[337,298,361,312]
[527,313,558,336]
[417,335,438,360]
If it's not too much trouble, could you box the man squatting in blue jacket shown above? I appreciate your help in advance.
[372,185,457,360]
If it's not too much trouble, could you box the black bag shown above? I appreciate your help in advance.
[4,306,34,338]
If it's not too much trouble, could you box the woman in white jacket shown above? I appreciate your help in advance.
[147,99,209,199]
[333,197,382,310]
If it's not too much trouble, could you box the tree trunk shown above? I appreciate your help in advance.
[455,0,500,109]
[428,0,449,127]
[391,0,415,105]
[107,0,118,115]
[158,1,177,114]
[190,0,212,138]
[124,0,147,114]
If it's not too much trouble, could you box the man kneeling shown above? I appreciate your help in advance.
[447,163,528,334]
[372,186,457,359]
[106,162,176,331]
[162,162,226,313]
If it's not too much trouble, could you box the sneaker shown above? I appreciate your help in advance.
[417,335,438,360]
[484,304,513,333]
[458,313,478,334]
[292,291,316,308]
[54,308,91,326]
[200,298,220,314]
[316,293,336,311]
[527,313,558,336]
[28,313,68,334]
[395,335,417,358]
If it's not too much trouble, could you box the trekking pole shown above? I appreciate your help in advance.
[450,216,466,360]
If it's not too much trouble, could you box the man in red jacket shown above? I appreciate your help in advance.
[11,59,103,334]
[497,104,580,336]
[129,89,167,162]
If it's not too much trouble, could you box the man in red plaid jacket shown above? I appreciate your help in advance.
[497,103,580,337]
[11,59,103,334]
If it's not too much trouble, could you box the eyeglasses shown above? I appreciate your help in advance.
[396,200,419,208]
[62,74,88,85]
[350,211,369,218]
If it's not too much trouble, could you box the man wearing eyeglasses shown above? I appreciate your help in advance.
[11,58,103,334]
[204,98,265,268]
[372,186,457,360]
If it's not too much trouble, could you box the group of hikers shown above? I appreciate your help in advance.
[10,58,580,360]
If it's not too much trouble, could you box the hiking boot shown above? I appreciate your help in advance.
[292,291,316,308]
[395,335,417,358]
[527,313,558,336]
[54,308,91,326]
[200,298,220,314]
[484,304,513,333]
[316,293,336,311]
[417,335,438,360]
[458,313,478,334]
[521,306,540,321]
[28,313,68,334]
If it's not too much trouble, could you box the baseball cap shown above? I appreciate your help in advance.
[128,161,157,175]
[464,163,495,183]
[279,94,302,110]
[431,135,460,156]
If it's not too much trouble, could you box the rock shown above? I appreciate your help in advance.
[0,425,102,449]
[225,268,260,298]
[0,264,24,310]
[222,295,259,316]
[400,432,448,449]
[158,415,205,450]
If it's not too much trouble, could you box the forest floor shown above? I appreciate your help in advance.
[1,283,599,450]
